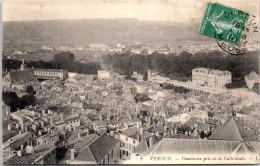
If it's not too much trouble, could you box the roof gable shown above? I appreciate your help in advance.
[88,135,119,163]
[209,117,251,141]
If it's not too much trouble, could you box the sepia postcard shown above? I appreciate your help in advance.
[2,0,259,164]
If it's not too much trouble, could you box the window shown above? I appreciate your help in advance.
[133,140,136,144]
[123,150,125,155]
[126,151,129,156]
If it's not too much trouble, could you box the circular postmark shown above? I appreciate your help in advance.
[217,14,259,55]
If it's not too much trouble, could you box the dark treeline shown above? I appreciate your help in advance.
[3,52,101,75]
[104,50,259,88]
[3,90,36,112]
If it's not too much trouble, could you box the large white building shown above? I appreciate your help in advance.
[97,70,110,79]
[192,68,232,89]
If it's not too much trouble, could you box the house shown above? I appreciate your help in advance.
[3,70,33,87]
[192,68,232,89]
[53,114,80,131]
[97,70,110,79]
[209,116,258,141]
[32,69,68,80]
[129,137,259,164]
[66,135,120,164]
[119,127,154,159]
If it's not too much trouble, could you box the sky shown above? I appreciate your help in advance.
[2,0,259,22]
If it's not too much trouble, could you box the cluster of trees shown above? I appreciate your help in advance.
[134,93,151,102]
[105,50,259,88]
[3,86,36,112]
[3,52,101,75]
[160,83,191,94]
[2,58,22,76]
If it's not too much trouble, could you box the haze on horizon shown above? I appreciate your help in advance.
[3,0,258,22]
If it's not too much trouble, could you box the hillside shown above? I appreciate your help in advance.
[3,19,211,50]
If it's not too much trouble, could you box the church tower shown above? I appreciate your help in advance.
[20,59,27,71]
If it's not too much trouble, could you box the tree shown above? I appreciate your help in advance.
[26,86,34,94]
[53,52,75,70]
[19,95,36,109]
[252,83,259,94]
[2,91,19,112]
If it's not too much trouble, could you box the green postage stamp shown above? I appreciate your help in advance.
[199,3,249,45]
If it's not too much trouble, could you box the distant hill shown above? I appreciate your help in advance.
[3,19,211,50]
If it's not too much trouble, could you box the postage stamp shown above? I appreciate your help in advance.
[199,3,249,45]
[216,14,259,55]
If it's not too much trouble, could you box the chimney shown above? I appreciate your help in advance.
[137,134,141,142]
[78,132,81,139]
[185,131,188,135]
[16,123,19,129]
[107,114,110,121]
[38,130,42,136]
[42,110,45,114]
[17,150,22,157]
[25,124,28,132]
[71,149,75,160]
[60,113,64,120]
[155,131,159,137]
[99,114,102,121]
[8,123,11,131]
[129,114,132,120]
[32,124,36,131]
[21,145,24,150]
[144,116,148,122]
[139,127,144,135]
[174,127,177,135]
[170,129,174,136]
[116,116,119,121]
[188,130,192,136]
[110,131,115,137]
[19,131,22,135]
[50,116,53,125]
[21,124,24,132]
[163,125,167,132]
[149,137,153,148]
[41,121,44,127]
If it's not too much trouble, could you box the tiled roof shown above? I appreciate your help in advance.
[76,135,119,163]
[6,71,33,83]
[140,138,259,157]
[133,139,148,153]
[209,117,258,141]
[75,146,96,162]
[33,68,67,73]
[72,134,99,152]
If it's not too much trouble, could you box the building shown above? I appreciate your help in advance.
[119,128,154,159]
[32,69,68,80]
[20,59,27,71]
[245,71,259,89]
[97,70,110,79]
[66,134,120,164]
[53,115,80,131]
[192,68,231,89]
[88,44,106,51]
[129,116,259,164]
[3,70,33,85]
